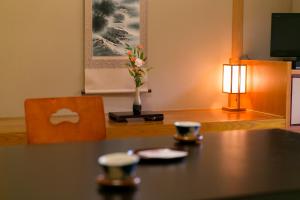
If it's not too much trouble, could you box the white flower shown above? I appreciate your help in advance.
[135,58,144,67]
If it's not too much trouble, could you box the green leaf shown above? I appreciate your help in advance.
[136,77,144,87]
[128,70,134,77]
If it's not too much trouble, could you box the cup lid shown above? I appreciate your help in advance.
[98,152,139,167]
[174,121,201,127]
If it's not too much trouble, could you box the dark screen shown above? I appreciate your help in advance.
[271,13,300,57]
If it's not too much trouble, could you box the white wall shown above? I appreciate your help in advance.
[243,0,292,60]
[0,0,232,117]
[292,0,300,12]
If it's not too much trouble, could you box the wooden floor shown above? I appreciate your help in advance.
[0,109,286,146]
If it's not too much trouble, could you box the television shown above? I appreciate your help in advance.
[271,13,300,59]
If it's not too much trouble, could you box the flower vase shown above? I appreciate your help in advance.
[133,87,142,115]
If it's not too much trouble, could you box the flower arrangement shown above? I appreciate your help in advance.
[125,44,150,88]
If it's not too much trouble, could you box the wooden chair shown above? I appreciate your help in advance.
[24,96,106,144]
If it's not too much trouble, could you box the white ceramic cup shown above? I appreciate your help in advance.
[174,121,201,139]
[98,152,139,180]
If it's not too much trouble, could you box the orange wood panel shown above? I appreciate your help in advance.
[286,70,293,127]
[240,60,291,116]
[24,96,106,144]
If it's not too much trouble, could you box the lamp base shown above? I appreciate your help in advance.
[222,107,246,112]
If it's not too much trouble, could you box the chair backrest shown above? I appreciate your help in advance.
[24,96,106,144]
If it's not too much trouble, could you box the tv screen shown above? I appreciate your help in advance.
[271,13,300,57]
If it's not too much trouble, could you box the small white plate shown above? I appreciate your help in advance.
[136,148,188,159]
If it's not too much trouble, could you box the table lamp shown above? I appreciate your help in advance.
[222,64,247,111]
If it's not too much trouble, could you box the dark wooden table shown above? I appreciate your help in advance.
[1,129,300,199]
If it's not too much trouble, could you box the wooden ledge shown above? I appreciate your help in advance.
[0,109,285,146]
[107,109,285,139]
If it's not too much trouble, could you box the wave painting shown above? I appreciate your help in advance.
[92,0,140,56]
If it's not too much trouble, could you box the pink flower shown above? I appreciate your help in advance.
[135,58,144,67]
[130,57,136,62]
[127,50,132,56]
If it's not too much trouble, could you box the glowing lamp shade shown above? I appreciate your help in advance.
[222,64,247,94]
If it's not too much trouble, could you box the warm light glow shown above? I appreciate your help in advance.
[231,65,239,93]
[240,65,247,93]
[223,65,232,93]
[222,64,247,94]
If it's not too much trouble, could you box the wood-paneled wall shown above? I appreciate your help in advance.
[240,60,291,117]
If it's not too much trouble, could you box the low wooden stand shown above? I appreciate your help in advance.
[109,112,164,122]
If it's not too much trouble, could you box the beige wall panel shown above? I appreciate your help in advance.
[0,0,232,117]
[243,0,292,60]
[292,0,300,12]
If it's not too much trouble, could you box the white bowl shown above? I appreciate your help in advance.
[98,153,139,180]
[174,121,201,139]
